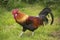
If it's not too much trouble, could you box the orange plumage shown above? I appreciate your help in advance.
[15,12,29,23]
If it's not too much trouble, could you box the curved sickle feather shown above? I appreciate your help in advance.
[50,12,54,25]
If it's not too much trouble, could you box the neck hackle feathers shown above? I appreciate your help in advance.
[12,9,29,23]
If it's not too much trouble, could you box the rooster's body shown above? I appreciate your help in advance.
[12,7,54,37]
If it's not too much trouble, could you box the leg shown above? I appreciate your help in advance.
[24,25,35,36]
[32,32,34,36]
[19,27,27,37]
[19,31,24,37]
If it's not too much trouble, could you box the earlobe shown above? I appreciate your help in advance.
[15,14,17,16]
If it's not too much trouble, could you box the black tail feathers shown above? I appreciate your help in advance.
[39,15,48,25]
[50,12,54,25]
[39,7,54,25]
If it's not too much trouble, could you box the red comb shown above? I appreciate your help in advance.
[12,9,19,14]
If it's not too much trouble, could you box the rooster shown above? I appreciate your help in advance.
[12,7,54,37]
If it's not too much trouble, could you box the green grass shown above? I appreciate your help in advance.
[0,5,60,40]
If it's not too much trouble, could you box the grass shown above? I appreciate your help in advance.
[0,4,60,40]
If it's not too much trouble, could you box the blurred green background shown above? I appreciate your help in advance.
[0,0,60,40]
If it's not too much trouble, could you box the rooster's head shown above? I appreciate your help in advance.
[12,9,19,15]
